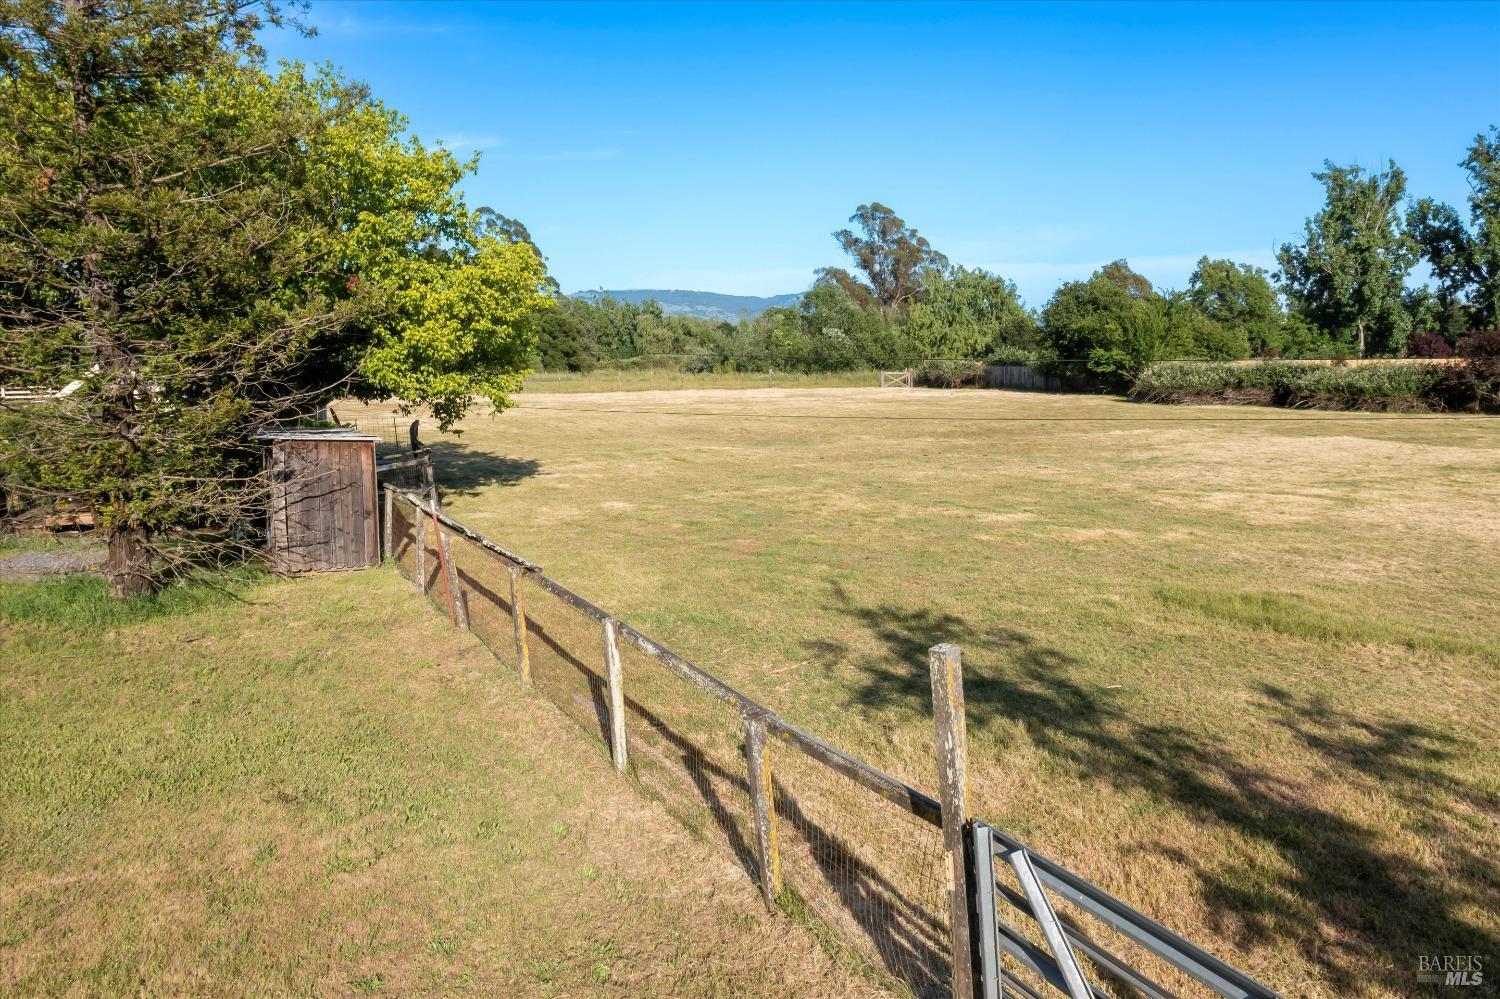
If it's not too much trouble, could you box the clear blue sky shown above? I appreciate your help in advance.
[265,1,1500,307]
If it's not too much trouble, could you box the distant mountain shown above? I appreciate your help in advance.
[570,288,802,322]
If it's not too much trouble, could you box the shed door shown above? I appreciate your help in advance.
[270,441,377,572]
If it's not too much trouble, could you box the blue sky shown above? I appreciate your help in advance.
[265,1,1500,307]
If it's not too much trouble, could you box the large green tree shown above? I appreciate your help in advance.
[1408,127,1500,333]
[816,202,948,314]
[1040,260,1242,379]
[904,266,1037,361]
[1276,161,1417,357]
[1186,257,1283,355]
[0,0,551,595]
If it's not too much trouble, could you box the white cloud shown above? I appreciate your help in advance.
[491,148,620,163]
[314,12,451,36]
[437,132,503,153]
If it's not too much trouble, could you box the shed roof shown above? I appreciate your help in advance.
[254,428,381,443]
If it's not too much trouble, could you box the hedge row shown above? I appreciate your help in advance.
[1131,360,1486,411]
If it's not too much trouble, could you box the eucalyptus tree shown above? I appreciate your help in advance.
[816,202,949,314]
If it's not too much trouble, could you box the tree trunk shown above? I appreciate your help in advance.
[1357,322,1366,358]
[107,523,152,598]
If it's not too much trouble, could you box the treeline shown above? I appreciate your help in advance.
[523,128,1498,384]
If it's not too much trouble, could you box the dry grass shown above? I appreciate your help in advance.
[0,568,888,997]
[343,386,1499,998]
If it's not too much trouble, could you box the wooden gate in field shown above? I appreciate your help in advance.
[259,429,380,573]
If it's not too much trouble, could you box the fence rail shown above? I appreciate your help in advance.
[378,484,1277,999]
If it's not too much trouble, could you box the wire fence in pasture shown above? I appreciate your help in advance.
[376,482,1280,999]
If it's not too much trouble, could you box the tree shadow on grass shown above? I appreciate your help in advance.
[819,581,1499,994]
[425,441,541,499]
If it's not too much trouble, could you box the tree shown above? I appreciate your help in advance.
[1040,261,1243,380]
[477,207,560,291]
[0,0,551,596]
[817,202,948,313]
[904,266,1038,361]
[1039,260,1158,365]
[1186,257,1283,355]
[1409,127,1500,331]
[1276,161,1418,357]
[532,306,592,372]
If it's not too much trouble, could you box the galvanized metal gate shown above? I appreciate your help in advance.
[968,819,1280,999]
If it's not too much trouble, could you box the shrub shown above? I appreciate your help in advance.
[1133,360,1452,410]
[984,346,1043,367]
[1408,331,1455,358]
[914,359,985,388]
[1432,331,1500,410]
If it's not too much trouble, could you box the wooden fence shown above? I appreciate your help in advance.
[983,365,1063,392]
[379,485,1276,999]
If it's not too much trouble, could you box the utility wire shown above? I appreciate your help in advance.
[514,403,1496,424]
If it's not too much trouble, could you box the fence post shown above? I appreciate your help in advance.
[430,507,467,631]
[508,564,531,686]
[743,709,781,910]
[602,617,628,772]
[419,447,437,505]
[415,507,428,593]
[930,642,975,999]
[382,486,394,561]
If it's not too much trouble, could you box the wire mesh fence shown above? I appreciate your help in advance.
[616,636,758,873]
[447,531,518,665]
[379,487,1275,999]
[381,487,957,996]
[772,738,952,996]
[524,580,615,746]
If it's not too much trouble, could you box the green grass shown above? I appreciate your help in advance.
[359,385,1497,998]
[0,532,89,556]
[0,567,260,629]
[0,568,883,997]
[1156,584,1500,662]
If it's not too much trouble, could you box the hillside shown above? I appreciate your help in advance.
[570,288,801,321]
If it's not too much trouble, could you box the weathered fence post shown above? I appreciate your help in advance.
[508,564,531,686]
[430,508,467,631]
[382,486,393,561]
[602,617,628,772]
[419,448,437,505]
[743,709,781,910]
[930,642,975,999]
[414,506,428,593]
[429,505,460,628]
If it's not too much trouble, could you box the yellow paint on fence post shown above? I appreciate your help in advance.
[743,709,781,909]
[509,564,531,686]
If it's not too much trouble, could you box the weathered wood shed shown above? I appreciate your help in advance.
[257,429,381,573]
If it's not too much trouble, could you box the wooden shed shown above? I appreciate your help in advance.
[257,429,381,573]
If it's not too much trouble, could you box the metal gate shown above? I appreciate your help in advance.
[968,819,1280,999]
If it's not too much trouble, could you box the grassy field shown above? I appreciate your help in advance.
[349,385,1497,997]
[0,570,886,997]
